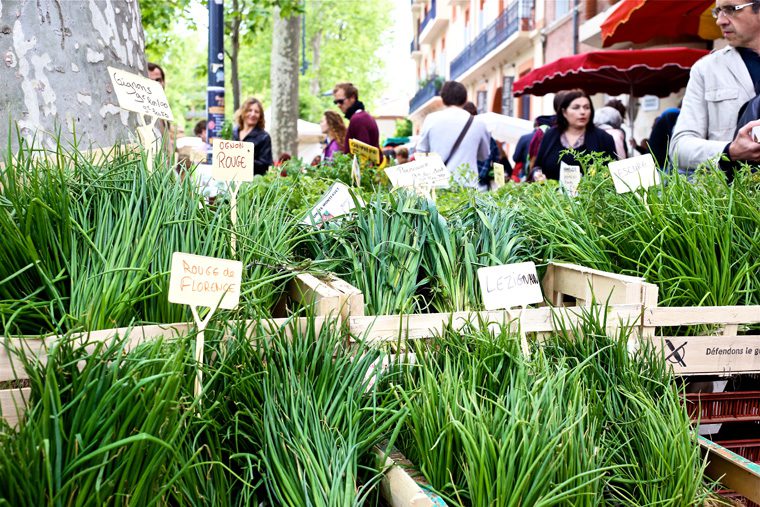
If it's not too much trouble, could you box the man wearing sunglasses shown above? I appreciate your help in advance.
[670,1,760,176]
[332,82,382,162]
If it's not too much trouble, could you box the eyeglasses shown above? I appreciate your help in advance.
[333,98,345,105]
[711,2,756,18]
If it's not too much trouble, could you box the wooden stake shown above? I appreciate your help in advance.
[190,305,216,398]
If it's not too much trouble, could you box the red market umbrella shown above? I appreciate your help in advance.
[512,47,709,98]
[600,0,721,48]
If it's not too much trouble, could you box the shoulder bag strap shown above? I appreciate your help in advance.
[444,115,474,166]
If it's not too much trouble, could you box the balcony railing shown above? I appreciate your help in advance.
[450,0,534,80]
[409,78,441,114]
[419,0,436,34]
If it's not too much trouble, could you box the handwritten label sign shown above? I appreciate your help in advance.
[651,336,760,375]
[493,162,505,189]
[349,138,381,164]
[302,182,359,226]
[385,154,450,190]
[477,262,543,311]
[107,66,173,121]
[212,139,254,182]
[559,161,581,197]
[168,252,242,310]
[608,154,659,194]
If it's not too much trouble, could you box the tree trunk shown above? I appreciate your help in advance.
[0,0,145,151]
[230,0,241,113]
[309,29,321,96]
[269,7,299,158]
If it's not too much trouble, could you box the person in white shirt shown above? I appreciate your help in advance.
[416,81,490,188]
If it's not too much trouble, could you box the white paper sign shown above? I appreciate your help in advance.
[385,154,450,190]
[559,161,581,196]
[212,139,254,182]
[168,252,242,310]
[107,66,173,121]
[477,262,543,311]
[302,182,359,226]
[608,154,659,193]
[494,162,506,189]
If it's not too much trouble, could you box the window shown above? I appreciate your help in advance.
[555,0,571,19]
[502,77,514,116]
[520,95,530,120]
[477,90,488,114]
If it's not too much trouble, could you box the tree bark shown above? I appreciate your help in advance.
[309,29,321,96]
[230,0,241,113]
[0,0,145,152]
[269,7,299,158]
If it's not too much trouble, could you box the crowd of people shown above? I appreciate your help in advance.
[156,0,760,188]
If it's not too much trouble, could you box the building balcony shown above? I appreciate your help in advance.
[409,77,442,114]
[449,0,534,80]
[410,39,422,60]
[419,0,448,46]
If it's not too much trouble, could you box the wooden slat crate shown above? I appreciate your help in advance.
[285,273,364,321]
[0,317,325,428]
[644,306,760,376]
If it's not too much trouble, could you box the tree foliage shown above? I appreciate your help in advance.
[140,0,393,126]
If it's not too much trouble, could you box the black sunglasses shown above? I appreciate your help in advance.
[333,98,345,105]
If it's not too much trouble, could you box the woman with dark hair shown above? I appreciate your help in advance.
[531,89,617,181]
[233,97,273,176]
[321,110,347,160]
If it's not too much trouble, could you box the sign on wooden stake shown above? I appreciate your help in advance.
[608,154,659,194]
[493,162,506,189]
[559,161,581,197]
[349,138,382,165]
[302,182,359,226]
[211,139,254,253]
[385,154,449,190]
[108,66,173,121]
[169,252,242,396]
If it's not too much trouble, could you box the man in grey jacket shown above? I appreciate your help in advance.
[670,1,760,174]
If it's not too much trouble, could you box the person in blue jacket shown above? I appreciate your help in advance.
[531,89,617,181]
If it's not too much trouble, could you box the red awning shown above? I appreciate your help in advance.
[600,0,721,48]
[512,47,709,98]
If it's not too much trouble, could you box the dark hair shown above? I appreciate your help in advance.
[147,62,165,81]
[462,101,478,115]
[555,89,594,132]
[395,147,408,158]
[605,98,626,118]
[194,120,207,136]
[440,81,468,107]
[235,97,266,130]
[333,82,358,99]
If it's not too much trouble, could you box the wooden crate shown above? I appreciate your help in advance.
[644,306,760,376]
[350,304,645,345]
[375,446,447,507]
[284,273,364,321]
[702,436,760,503]
[0,317,324,428]
[542,262,659,308]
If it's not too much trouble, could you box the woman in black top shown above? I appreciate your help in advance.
[233,97,273,176]
[532,89,617,181]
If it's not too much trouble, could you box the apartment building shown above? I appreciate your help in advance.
[407,0,666,136]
